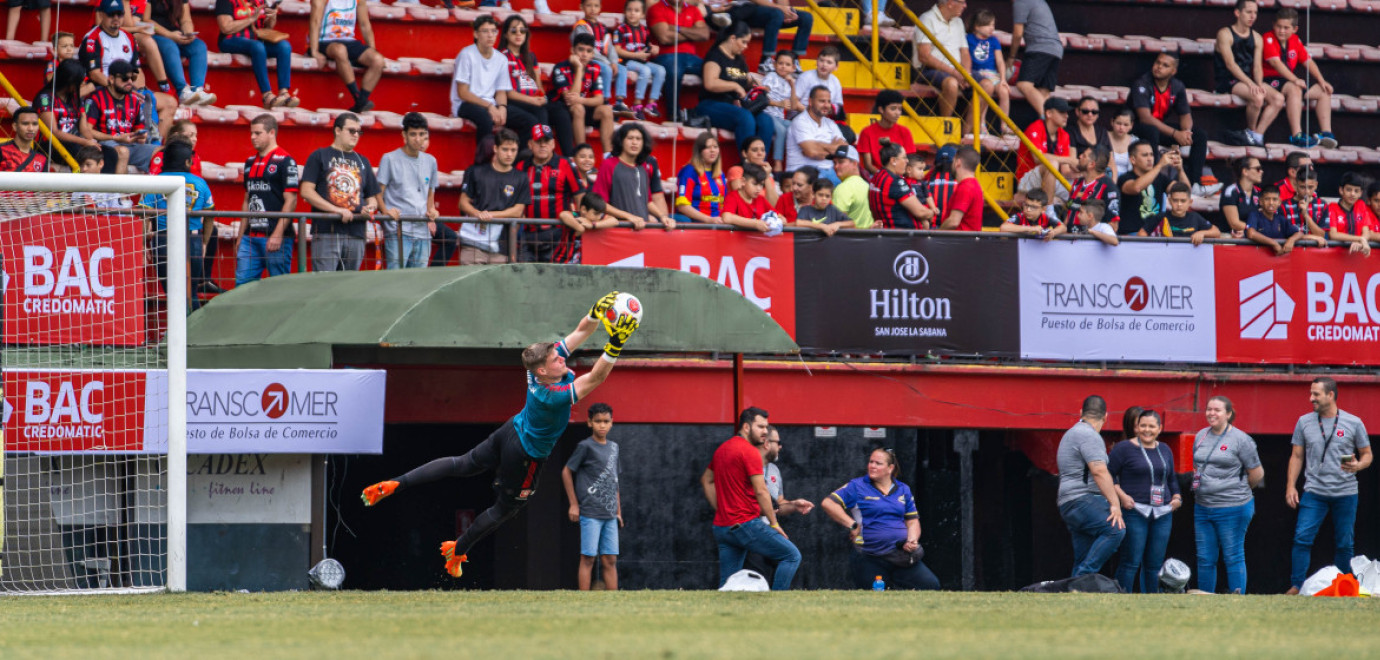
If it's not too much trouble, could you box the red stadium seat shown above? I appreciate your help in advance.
[1129,35,1179,52]
[1349,0,1380,11]
[195,106,241,123]
[286,108,333,126]
[368,4,409,20]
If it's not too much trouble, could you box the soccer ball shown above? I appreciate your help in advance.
[603,292,644,332]
[762,211,784,237]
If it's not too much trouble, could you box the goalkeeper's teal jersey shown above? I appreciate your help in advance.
[513,340,577,459]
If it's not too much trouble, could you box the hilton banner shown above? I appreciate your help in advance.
[793,235,1021,354]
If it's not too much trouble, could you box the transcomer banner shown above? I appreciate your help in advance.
[1019,241,1217,362]
[3,369,386,454]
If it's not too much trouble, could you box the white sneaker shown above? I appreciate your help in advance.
[878,15,896,26]
[709,11,731,28]
[178,88,198,105]
[1192,182,1224,197]
[533,0,551,13]
[193,87,217,106]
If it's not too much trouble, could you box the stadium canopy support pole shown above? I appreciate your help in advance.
[954,430,978,591]
[733,354,744,419]
[167,180,189,593]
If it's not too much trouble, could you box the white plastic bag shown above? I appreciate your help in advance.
[1300,566,1343,596]
[719,569,769,592]
[1351,555,1380,595]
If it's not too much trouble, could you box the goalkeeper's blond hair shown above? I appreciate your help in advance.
[522,342,558,372]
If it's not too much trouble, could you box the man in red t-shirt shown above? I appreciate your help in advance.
[941,146,985,231]
[857,90,916,177]
[648,0,712,112]
[700,406,801,590]
[1016,96,1076,204]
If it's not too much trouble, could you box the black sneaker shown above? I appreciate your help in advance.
[611,101,636,118]
[199,281,227,295]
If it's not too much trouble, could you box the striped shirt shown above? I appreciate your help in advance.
[83,88,145,135]
[1066,174,1120,229]
[868,169,922,229]
[675,164,728,220]
[1280,196,1328,232]
[502,49,543,97]
[613,21,650,53]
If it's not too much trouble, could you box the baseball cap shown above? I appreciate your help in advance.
[830,145,859,161]
[108,59,137,78]
[934,144,958,167]
[1044,97,1072,114]
[99,0,124,15]
[530,124,554,141]
[726,165,744,181]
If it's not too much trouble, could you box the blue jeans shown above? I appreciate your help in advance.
[235,235,294,284]
[1059,494,1126,577]
[1291,491,1358,588]
[848,550,940,590]
[862,0,887,20]
[153,34,207,94]
[219,36,292,94]
[1194,500,1253,594]
[384,235,430,269]
[148,230,207,311]
[430,223,459,266]
[769,115,790,161]
[696,99,775,152]
[728,4,812,55]
[1117,508,1173,593]
[153,35,208,95]
[713,518,801,590]
[616,59,666,102]
[579,516,619,556]
[655,53,703,112]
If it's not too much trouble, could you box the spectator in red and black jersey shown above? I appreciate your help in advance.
[216,0,297,108]
[148,119,202,175]
[500,15,575,158]
[1219,156,1262,237]
[34,60,105,169]
[236,114,299,284]
[80,59,160,172]
[868,140,935,230]
[1264,9,1337,149]
[939,146,984,231]
[573,0,617,112]
[518,125,590,263]
[612,0,666,120]
[1015,96,1077,206]
[1275,151,1311,201]
[1129,53,1216,197]
[549,34,617,158]
[923,145,958,222]
[1065,145,1120,232]
[1278,165,1328,237]
[0,107,49,173]
[1327,173,1376,256]
[1001,190,1065,241]
[81,0,176,138]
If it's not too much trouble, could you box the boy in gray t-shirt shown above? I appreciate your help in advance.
[377,112,440,269]
[1285,377,1373,592]
[562,402,622,590]
[794,179,855,237]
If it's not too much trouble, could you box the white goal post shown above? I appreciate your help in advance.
[1,172,186,594]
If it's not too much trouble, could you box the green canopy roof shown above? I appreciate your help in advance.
[187,264,797,368]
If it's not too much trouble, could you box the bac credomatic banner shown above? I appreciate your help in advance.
[793,235,1020,354]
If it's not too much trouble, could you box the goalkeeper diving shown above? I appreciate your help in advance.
[360,291,640,577]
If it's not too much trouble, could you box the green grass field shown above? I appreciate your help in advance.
[2,590,1377,659]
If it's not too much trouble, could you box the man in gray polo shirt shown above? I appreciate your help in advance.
[1057,395,1126,576]
[1285,376,1372,594]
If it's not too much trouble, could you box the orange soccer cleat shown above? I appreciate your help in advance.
[440,541,468,578]
[360,480,399,507]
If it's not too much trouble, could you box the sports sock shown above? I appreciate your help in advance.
[347,82,361,100]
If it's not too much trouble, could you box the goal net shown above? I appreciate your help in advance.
[1,172,187,594]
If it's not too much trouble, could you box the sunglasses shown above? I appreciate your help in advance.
[1245,165,1263,170]
[1079,108,1099,116]
[342,127,362,135]
[509,27,527,33]
[115,74,138,82]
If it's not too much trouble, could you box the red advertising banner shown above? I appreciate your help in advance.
[1,213,146,346]
[3,370,149,452]
[1215,245,1380,365]
[582,229,797,337]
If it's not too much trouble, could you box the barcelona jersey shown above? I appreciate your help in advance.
[675,164,727,220]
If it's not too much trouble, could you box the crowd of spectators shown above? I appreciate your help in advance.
[2,0,1377,297]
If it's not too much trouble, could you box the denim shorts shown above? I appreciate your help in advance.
[579,516,619,557]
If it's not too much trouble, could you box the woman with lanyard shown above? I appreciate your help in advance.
[673,132,728,224]
[1192,396,1263,594]
[1108,409,1181,593]
[820,448,940,590]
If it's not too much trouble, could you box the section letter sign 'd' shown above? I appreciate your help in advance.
[581,229,797,337]
[1,213,146,346]
[1019,242,1216,362]
[794,235,1020,354]
[1215,246,1380,365]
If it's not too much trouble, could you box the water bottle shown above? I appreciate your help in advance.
[872,575,885,591]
